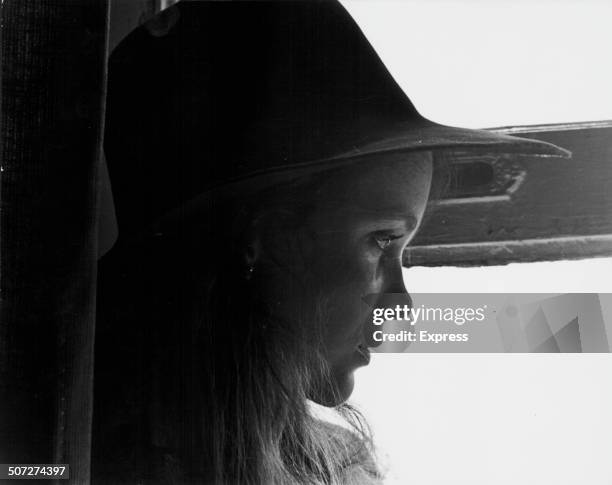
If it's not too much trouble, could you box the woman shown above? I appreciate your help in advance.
[94,153,431,484]
[92,1,567,484]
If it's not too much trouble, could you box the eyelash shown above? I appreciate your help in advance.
[372,233,404,251]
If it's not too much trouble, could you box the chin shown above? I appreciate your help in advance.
[311,369,356,407]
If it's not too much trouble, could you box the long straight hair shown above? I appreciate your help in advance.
[94,172,381,484]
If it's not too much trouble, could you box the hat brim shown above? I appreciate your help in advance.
[198,121,571,194]
[220,121,570,189]
[151,122,570,231]
[339,120,571,160]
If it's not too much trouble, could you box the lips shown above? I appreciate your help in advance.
[356,343,371,364]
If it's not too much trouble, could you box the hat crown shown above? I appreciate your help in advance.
[106,0,420,234]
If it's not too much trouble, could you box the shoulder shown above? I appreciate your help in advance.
[315,420,384,485]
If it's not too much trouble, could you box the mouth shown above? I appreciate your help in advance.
[356,343,371,365]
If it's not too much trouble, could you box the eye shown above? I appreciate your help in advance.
[373,233,404,251]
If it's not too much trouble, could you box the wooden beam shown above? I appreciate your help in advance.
[407,122,612,266]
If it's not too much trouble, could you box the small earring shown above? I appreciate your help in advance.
[245,265,255,281]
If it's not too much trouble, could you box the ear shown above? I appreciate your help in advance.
[243,231,262,268]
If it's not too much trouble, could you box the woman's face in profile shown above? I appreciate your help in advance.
[261,153,433,406]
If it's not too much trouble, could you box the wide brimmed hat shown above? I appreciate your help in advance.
[104,0,569,239]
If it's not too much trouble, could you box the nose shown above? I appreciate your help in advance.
[385,259,412,305]
[364,261,413,348]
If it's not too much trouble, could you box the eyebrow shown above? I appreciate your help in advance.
[313,215,418,237]
[375,216,418,232]
[353,211,419,232]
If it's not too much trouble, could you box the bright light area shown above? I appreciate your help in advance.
[343,0,612,128]
[343,0,612,483]
[353,353,612,485]
[353,260,612,484]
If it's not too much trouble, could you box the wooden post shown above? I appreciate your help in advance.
[1,1,109,482]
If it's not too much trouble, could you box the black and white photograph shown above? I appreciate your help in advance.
[2,1,612,484]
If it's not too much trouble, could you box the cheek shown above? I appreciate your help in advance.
[270,236,383,342]
[313,257,381,344]
[308,238,387,317]
[309,238,382,292]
